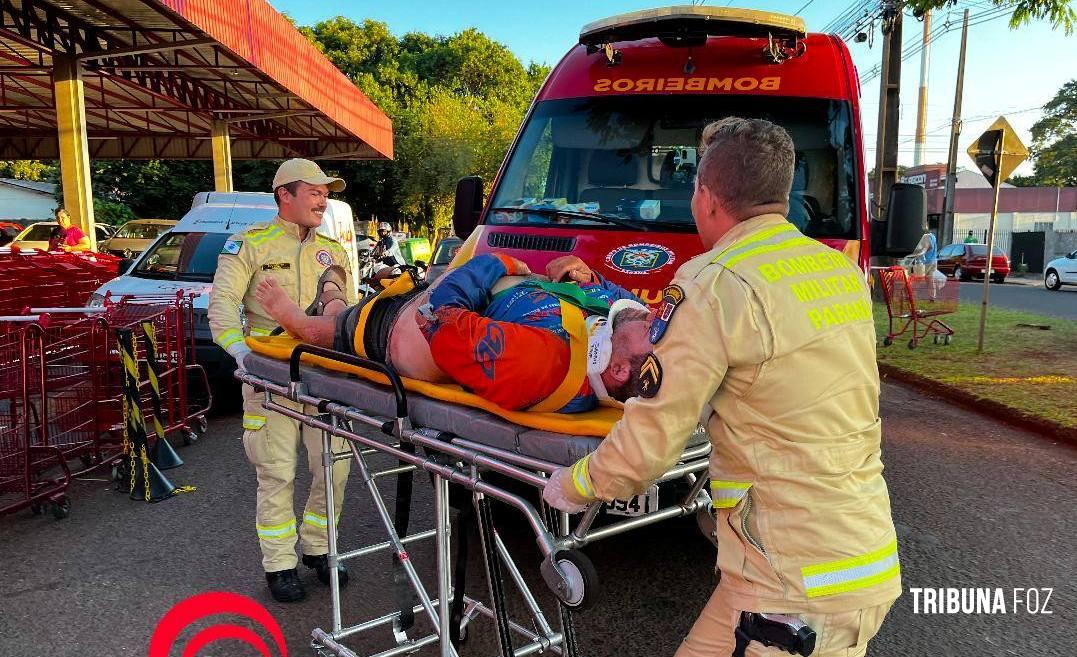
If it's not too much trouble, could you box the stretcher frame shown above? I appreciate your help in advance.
[237,344,712,657]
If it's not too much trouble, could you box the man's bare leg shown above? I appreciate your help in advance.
[255,277,336,347]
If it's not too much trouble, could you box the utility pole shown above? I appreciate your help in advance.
[941,10,970,246]
[873,1,904,223]
[913,10,931,167]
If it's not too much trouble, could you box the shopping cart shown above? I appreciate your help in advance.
[0,319,73,519]
[876,265,958,349]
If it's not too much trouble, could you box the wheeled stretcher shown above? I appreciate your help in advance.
[237,343,712,657]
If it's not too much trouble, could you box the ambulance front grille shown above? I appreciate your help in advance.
[486,232,575,252]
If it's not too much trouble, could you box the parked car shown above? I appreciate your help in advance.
[1044,250,1077,291]
[426,235,464,282]
[98,219,177,258]
[89,191,360,383]
[936,243,1010,283]
[10,221,113,251]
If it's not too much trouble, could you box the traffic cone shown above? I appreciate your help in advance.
[150,435,184,470]
[130,458,179,503]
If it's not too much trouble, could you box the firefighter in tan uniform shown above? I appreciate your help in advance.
[545,118,900,656]
[209,159,357,603]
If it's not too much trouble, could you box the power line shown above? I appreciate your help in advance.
[794,1,818,17]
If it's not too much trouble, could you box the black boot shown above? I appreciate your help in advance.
[302,553,350,586]
[265,568,306,603]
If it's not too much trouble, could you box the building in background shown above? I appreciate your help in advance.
[0,178,57,222]
[900,163,1076,273]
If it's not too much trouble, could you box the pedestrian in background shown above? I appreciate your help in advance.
[53,208,91,252]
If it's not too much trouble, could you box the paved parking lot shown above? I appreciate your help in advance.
[1,381,1074,657]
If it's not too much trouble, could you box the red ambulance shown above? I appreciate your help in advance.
[450,6,916,300]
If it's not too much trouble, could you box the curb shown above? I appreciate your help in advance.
[877,363,1077,445]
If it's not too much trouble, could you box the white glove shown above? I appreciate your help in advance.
[229,345,251,372]
[543,467,590,514]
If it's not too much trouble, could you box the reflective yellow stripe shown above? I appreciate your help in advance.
[712,222,796,263]
[721,236,817,270]
[249,327,272,337]
[570,454,595,500]
[802,539,900,598]
[710,479,752,508]
[256,519,297,539]
[217,328,244,349]
[303,512,331,528]
[248,226,283,245]
[242,414,266,431]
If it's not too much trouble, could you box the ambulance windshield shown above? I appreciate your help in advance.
[489,95,858,239]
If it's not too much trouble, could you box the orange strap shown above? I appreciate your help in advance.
[528,300,588,413]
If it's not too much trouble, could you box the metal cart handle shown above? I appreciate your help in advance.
[289,343,409,419]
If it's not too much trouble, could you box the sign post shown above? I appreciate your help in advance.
[966,116,1028,353]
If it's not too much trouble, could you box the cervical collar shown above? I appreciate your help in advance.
[584,298,648,401]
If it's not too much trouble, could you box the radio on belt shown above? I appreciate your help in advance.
[732,612,816,657]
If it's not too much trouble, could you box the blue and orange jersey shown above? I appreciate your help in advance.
[420,254,639,412]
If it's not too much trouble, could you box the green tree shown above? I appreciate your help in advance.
[906,0,1075,34]
[1027,79,1077,186]
[300,18,549,237]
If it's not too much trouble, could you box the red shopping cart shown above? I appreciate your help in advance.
[876,265,958,349]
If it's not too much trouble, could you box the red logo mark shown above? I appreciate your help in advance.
[148,592,287,657]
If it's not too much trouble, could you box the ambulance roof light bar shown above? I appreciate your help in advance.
[580,6,807,65]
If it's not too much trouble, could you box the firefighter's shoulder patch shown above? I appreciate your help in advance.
[648,284,684,344]
[221,239,243,255]
[637,352,663,398]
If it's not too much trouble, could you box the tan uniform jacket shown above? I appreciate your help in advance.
[564,214,901,614]
[208,215,355,356]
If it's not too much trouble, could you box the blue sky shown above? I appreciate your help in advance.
[274,1,1075,176]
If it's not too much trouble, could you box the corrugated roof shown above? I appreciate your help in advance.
[0,178,57,194]
[0,0,393,160]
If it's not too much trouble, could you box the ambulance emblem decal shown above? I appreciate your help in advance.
[605,243,675,275]
[315,249,334,267]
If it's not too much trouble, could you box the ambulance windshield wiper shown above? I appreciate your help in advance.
[490,206,648,231]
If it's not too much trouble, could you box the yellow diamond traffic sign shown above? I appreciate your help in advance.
[966,115,1030,188]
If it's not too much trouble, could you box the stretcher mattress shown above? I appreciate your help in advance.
[245,352,608,466]
[246,336,623,436]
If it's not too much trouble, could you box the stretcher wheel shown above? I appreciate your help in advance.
[944,335,952,345]
[933,335,939,344]
[196,416,208,434]
[551,550,599,610]
[30,502,44,516]
[908,339,917,349]
[882,336,893,347]
[51,497,70,520]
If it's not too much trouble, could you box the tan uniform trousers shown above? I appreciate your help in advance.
[675,582,893,657]
[241,385,350,572]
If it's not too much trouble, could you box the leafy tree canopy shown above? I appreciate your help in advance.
[906,0,1075,35]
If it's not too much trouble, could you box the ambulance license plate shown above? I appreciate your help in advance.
[603,485,659,517]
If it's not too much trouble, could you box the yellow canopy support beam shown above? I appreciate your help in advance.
[211,120,233,192]
[53,54,96,250]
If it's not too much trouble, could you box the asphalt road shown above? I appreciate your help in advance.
[1,382,1074,657]
[958,280,1077,320]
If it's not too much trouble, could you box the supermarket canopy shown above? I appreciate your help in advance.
[0,0,393,160]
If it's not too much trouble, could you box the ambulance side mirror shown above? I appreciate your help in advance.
[871,183,925,257]
[453,176,484,240]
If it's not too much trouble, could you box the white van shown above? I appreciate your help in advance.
[90,191,359,380]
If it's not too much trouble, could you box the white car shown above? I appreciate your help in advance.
[1044,251,1077,291]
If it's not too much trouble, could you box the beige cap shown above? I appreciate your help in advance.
[272,158,346,193]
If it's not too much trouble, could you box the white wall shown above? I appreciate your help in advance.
[0,186,56,220]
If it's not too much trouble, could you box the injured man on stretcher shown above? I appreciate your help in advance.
[254,253,654,413]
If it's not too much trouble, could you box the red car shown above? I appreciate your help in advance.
[936,243,1010,283]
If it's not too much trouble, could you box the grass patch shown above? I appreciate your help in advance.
[873,301,1077,429]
